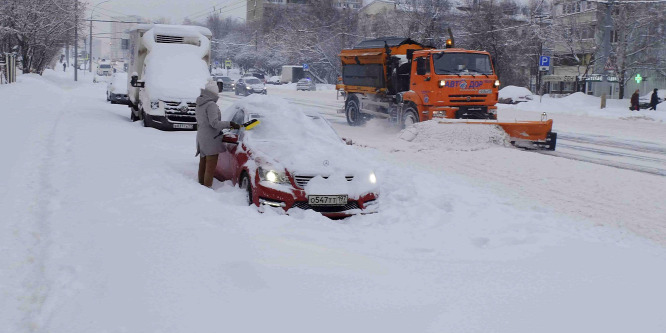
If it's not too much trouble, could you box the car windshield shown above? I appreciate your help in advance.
[99,64,111,68]
[432,52,493,75]
[220,77,231,82]
[299,79,310,83]
[245,78,261,84]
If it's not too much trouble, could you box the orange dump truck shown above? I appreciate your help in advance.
[336,37,557,150]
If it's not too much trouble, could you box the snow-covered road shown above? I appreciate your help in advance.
[2,71,666,333]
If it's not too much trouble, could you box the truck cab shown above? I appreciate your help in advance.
[405,49,500,120]
[127,24,213,131]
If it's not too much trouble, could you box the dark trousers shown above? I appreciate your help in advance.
[198,154,218,187]
[649,103,657,110]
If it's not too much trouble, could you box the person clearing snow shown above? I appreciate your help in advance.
[195,80,240,187]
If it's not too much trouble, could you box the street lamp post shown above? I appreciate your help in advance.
[89,0,112,73]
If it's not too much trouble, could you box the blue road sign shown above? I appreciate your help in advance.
[539,56,550,71]
[214,60,220,66]
[539,56,550,67]
[303,63,309,71]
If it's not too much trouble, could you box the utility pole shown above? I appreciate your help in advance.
[74,0,78,81]
[600,0,614,108]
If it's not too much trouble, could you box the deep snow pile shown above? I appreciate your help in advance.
[504,91,666,122]
[399,120,510,151]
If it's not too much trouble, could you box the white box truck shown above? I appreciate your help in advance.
[127,24,213,130]
[280,65,305,84]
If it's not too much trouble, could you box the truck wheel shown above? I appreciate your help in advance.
[402,106,419,128]
[345,96,365,126]
[240,173,254,206]
[130,105,139,122]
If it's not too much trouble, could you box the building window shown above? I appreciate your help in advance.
[610,30,619,43]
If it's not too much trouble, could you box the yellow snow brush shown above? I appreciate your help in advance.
[243,119,260,130]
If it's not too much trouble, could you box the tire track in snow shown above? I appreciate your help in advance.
[539,134,666,177]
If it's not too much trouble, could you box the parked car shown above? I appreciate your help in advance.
[267,75,281,84]
[212,75,234,91]
[297,78,316,91]
[96,62,113,76]
[249,72,266,83]
[216,97,379,218]
[235,77,267,96]
[106,72,129,104]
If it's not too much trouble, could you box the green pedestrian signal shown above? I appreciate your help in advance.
[635,74,643,84]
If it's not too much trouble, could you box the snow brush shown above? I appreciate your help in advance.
[242,119,260,130]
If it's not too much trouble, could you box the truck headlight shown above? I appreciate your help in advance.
[369,172,377,184]
[150,101,160,109]
[258,167,288,184]
[439,80,446,88]
[494,80,500,88]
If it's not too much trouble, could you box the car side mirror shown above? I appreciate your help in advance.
[130,74,144,88]
[222,134,239,144]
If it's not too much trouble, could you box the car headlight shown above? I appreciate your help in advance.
[258,167,288,184]
[150,101,160,109]
[369,172,377,184]
[494,80,500,88]
[439,80,446,88]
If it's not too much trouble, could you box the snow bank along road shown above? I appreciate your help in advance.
[2,72,666,333]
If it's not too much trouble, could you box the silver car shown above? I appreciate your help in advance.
[296,78,316,91]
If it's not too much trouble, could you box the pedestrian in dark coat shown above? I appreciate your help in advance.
[195,80,240,187]
[649,89,659,110]
[630,89,640,111]
[63,62,66,72]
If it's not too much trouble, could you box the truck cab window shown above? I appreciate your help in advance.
[416,57,430,76]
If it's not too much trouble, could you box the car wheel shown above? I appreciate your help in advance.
[345,95,365,126]
[130,105,139,122]
[240,173,253,206]
[402,106,419,128]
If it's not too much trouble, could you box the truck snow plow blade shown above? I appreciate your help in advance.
[438,119,557,150]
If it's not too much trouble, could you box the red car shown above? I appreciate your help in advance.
[215,97,379,218]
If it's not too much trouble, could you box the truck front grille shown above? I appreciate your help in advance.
[293,175,354,189]
[449,94,486,103]
[156,35,184,44]
[164,101,196,123]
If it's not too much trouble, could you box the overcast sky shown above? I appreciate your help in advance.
[90,0,246,26]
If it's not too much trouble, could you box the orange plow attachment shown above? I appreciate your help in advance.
[438,119,557,150]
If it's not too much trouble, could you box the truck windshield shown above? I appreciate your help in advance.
[433,52,493,75]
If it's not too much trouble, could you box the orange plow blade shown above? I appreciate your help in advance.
[438,119,557,150]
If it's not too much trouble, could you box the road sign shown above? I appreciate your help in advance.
[214,60,220,67]
[224,60,232,69]
[635,74,643,84]
[539,56,550,71]
[303,63,309,71]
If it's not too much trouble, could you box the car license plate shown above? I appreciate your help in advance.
[308,195,348,206]
[173,124,193,129]
[479,89,492,94]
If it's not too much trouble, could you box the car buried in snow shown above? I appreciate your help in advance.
[216,96,379,218]
[107,72,130,105]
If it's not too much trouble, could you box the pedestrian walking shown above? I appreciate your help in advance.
[195,80,240,188]
[649,88,659,110]
[63,62,66,72]
[630,89,640,111]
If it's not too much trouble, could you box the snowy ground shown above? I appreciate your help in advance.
[2,70,666,333]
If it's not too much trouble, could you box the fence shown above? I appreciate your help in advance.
[0,53,17,84]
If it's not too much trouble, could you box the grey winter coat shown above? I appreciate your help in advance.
[195,89,231,157]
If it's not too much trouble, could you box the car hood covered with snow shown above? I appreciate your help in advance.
[142,28,210,100]
[224,96,379,196]
[108,73,128,94]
